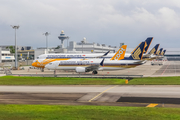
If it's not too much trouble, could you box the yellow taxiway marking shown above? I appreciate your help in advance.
[146,104,158,107]
[89,85,118,102]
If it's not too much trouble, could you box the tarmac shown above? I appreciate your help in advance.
[10,60,172,77]
[1,60,180,107]
[0,85,180,108]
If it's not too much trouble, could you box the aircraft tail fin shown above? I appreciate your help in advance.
[148,44,160,55]
[144,37,153,54]
[110,45,127,60]
[156,48,163,55]
[161,50,166,56]
[129,42,146,60]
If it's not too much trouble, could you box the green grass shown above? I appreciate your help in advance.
[0,104,180,120]
[128,76,180,85]
[1,76,180,85]
[0,76,125,85]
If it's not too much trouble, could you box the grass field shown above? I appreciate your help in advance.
[128,77,180,85]
[1,76,180,85]
[0,104,180,120]
[0,76,125,85]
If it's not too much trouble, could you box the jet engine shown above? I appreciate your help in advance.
[75,67,86,73]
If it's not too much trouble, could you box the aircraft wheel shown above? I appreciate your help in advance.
[92,70,98,74]
[41,69,44,72]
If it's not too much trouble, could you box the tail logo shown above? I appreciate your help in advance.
[114,48,126,60]
[161,51,164,55]
[144,43,148,52]
[150,48,156,54]
[157,50,160,55]
[132,47,141,60]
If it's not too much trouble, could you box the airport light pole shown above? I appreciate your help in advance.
[43,32,50,50]
[11,25,20,69]
[81,41,84,53]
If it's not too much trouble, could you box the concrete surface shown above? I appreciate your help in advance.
[0,85,180,107]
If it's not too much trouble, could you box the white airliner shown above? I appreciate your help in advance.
[45,42,146,74]
[32,37,153,72]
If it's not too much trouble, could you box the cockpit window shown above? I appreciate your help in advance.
[49,63,52,65]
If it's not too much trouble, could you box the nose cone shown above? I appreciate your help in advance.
[32,62,37,67]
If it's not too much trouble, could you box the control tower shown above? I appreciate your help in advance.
[58,30,69,48]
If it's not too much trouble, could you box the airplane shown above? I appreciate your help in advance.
[157,49,166,59]
[156,48,163,55]
[45,42,146,74]
[32,37,153,71]
[144,37,153,54]
[142,44,160,60]
[148,44,160,55]
[161,50,166,56]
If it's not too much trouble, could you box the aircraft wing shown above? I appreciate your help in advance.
[86,65,100,71]
[133,60,146,64]
[85,58,105,71]
[93,51,110,58]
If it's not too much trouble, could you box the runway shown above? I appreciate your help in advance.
[0,85,180,107]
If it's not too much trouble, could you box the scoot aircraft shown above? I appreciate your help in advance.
[32,51,111,72]
[45,42,146,74]
[32,37,153,71]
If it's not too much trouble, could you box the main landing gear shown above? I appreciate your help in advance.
[92,70,98,74]
[41,68,44,72]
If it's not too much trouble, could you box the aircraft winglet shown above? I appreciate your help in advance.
[95,50,110,58]
[100,58,105,66]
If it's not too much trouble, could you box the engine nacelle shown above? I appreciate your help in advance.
[75,67,86,73]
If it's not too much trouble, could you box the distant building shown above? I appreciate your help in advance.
[0,45,32,51]
[0,47,15,63]
[68,40,117,53]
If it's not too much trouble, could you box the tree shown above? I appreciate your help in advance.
[55,46,60,49]
[6,46,15,53]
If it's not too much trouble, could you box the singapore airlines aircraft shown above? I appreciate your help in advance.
[156,48,163,55]
[143,44,160,60]
[45,42,146,74]
[156,49,166,59]
[161,50,166,56]
[32,37,153,71]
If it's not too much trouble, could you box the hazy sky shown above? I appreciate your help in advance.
[0,0,180,49]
